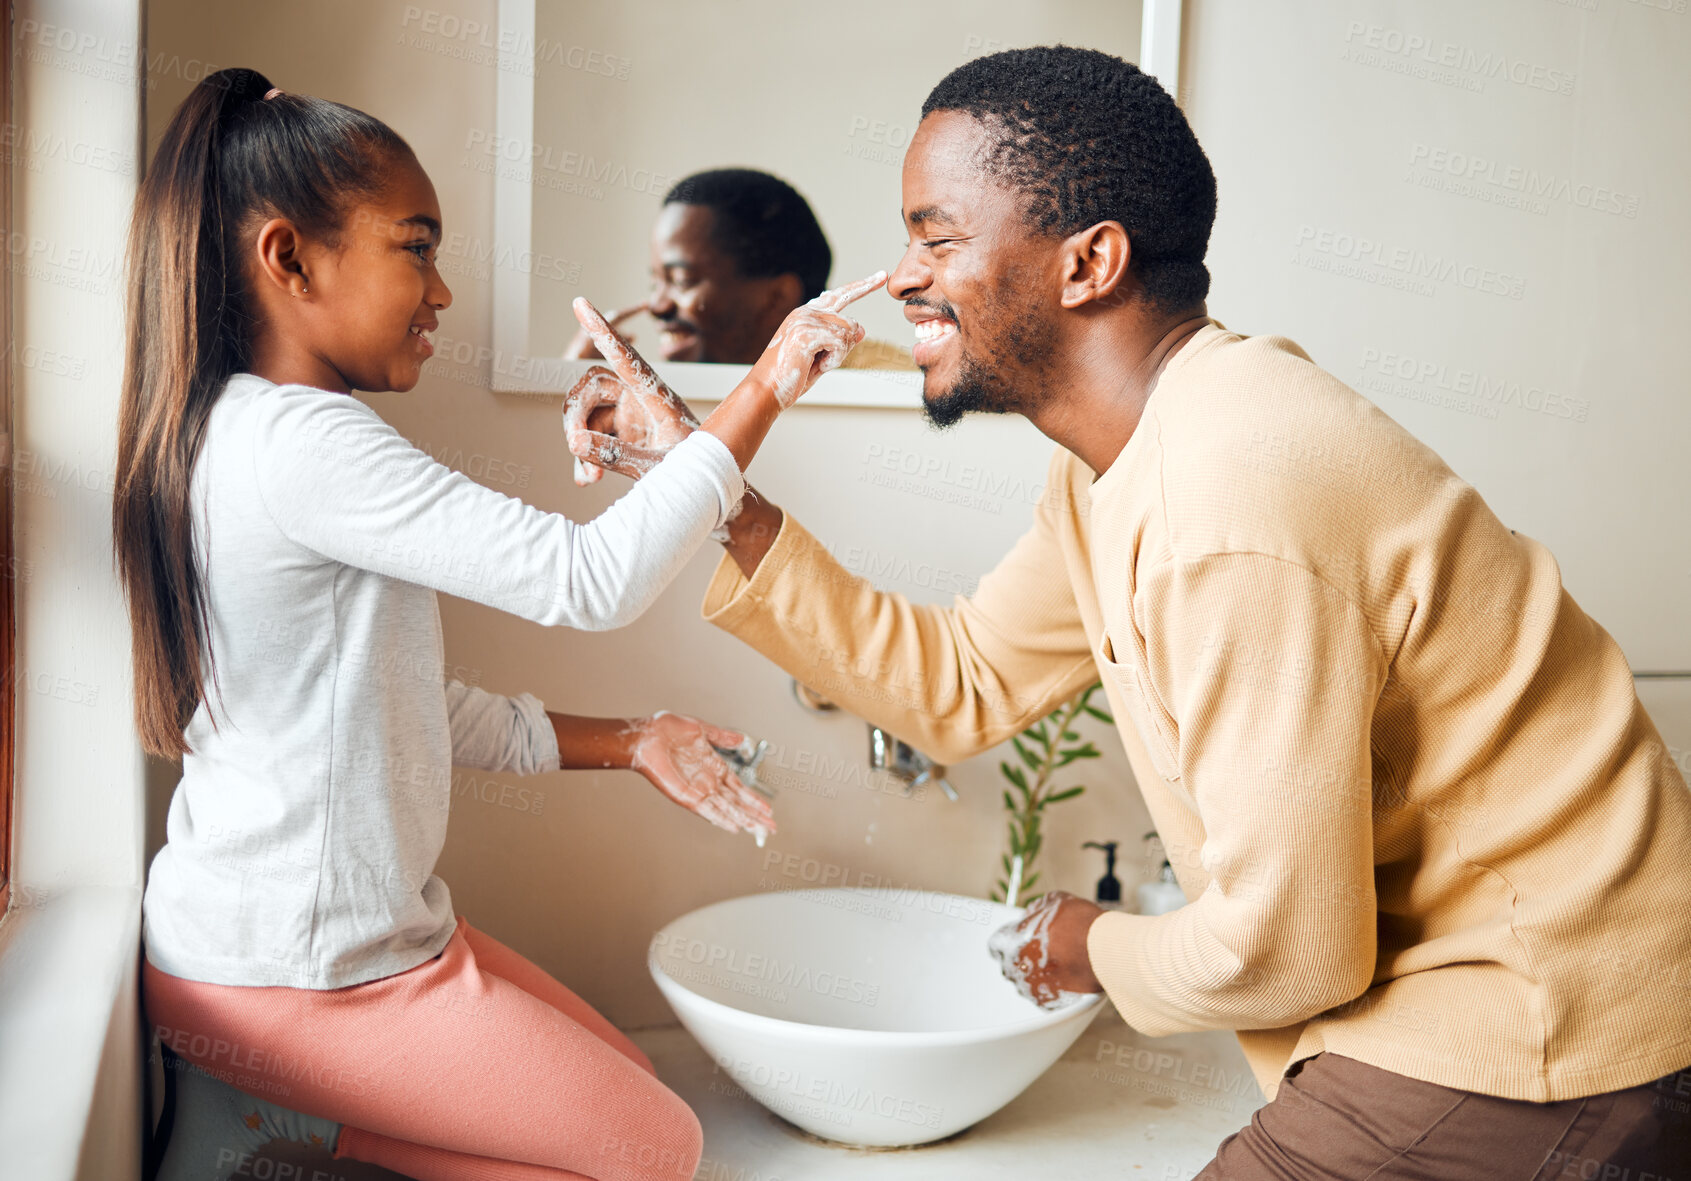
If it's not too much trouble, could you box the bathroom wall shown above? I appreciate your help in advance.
[142,0,1691,1035]
[142,0,1152,1029]
[1176,0,1691,817]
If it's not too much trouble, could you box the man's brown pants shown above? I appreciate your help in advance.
[1199,1053,1691,1179]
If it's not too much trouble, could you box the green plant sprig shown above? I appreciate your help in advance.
[992,682,1112,908]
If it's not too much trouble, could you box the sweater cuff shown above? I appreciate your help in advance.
[513,691,561,774]
[675,429,747,529]
[1086,908,1190,1037]
[699,509,813,632]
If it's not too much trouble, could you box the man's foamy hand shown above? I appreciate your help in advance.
[986,890,1105,1009]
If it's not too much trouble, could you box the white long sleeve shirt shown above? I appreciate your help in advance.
[141,373,744,988]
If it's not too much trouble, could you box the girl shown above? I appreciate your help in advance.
[118,68,881,1180]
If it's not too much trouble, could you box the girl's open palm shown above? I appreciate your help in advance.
[630,711,775,840]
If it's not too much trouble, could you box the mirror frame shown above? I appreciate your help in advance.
[489,0,1183,405]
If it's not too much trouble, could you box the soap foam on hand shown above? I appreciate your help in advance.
[987,900,1085,1011]
[632,712,775,838]
[1040,988,1091,1010]
[761,271,886,408]
[707,735,776,848]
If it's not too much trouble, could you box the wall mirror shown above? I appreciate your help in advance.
[491,0,1171,405]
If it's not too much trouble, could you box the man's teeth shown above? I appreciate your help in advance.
[914,319,957,343]
[410,326,431,340]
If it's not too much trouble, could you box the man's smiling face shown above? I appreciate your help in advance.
[889,110,1059,429]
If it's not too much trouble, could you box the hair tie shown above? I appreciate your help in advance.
[263,87,284,101]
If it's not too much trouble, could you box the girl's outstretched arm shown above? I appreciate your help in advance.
[444,678,559,774]
[547,709,774,836]
[248,382,741,631]
[441,681,773,835]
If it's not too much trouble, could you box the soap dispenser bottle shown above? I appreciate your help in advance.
[1137,830,1186,916]
[1081,840,1124,911]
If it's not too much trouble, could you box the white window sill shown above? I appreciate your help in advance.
[0,885,143,1180]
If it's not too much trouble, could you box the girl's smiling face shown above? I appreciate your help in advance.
[278,152,453,394]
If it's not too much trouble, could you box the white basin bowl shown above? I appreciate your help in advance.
[648,888,1103,1147]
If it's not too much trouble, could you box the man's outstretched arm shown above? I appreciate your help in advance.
[703,457,1100,766]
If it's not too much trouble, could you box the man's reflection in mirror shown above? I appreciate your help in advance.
[567,168,913,370]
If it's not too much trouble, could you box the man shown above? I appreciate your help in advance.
[566,167,911,370]
[574,48,1691,1176]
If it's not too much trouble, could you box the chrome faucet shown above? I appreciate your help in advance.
[791,678,959,801]
[867,726,959,801]
[711,738,775,800]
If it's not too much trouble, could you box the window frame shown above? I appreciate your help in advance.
[0,0,17,918]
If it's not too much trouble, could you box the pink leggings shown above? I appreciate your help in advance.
[142,917,702,1181]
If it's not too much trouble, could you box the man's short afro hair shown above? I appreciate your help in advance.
[662,168,832,302]
[921,46,1217,311]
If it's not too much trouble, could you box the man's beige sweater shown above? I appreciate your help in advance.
[700,323,1691,1102]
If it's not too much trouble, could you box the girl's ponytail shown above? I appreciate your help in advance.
[113,68,411,758]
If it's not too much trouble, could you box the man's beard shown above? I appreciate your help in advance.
[921,304,1054,430]
[922,353,1020,428]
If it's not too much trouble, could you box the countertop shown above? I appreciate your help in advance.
[632,1004,1266,1181]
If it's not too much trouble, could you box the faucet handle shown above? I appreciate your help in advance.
[912,765,960,802]
[869,725,959,802]
[791,679,839,714]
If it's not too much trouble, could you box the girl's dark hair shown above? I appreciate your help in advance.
[114,68,413,758]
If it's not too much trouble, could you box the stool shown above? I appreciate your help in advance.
[150,1044,344,1181]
